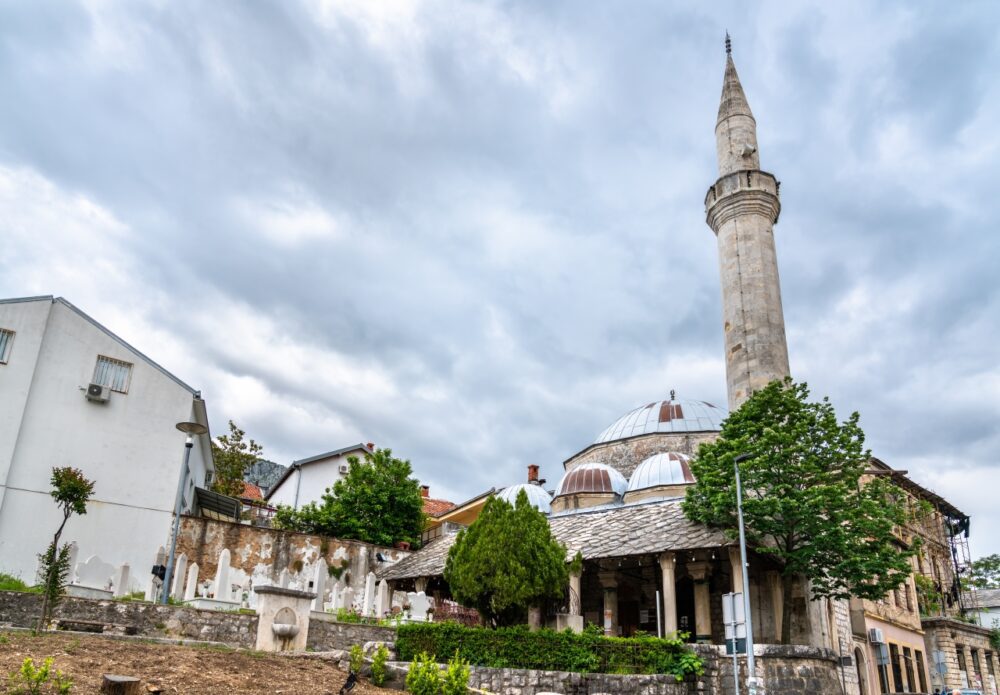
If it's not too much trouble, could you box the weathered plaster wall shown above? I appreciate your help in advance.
[174,516,409,609]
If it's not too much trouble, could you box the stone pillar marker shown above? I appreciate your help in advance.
[341,586,355,612]
[658,552,678,635]
[112,563,130,598]
[376,579,391,618]
[328,581,341,611]
[65,542,79,585]
[688,561,712,643]
[598,570,619,637]
[184,563,199,601]
[170,553,187,600]
[311,559,327,613]
[213,549,231,601]
[362,571,377,617]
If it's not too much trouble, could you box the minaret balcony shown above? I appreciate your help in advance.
[704,169,781,230]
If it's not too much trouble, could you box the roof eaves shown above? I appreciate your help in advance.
[292,443,370,466]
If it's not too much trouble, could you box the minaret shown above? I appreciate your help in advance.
[705,36,790,410]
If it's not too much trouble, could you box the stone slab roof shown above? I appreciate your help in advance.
[377,499,731,581]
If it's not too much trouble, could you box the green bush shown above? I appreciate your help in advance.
[0,573,41,593]
[441,652,470,695]
[396,622,703,680]
[6,657,73,694]
[371,644,389,686]
[349,644,364,674]
[405,652,441,695]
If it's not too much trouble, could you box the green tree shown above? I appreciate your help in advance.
[682,379,914,643]
[444,490,569,628]
[210,420,263,498]
[968,554,1000,590]
[37,467,95,632]
[273,447,425,547]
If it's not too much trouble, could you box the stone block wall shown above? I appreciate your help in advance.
[464,666,691,695]
[565,432,720,479]
[0,590,257,646]
[307,615,396,652]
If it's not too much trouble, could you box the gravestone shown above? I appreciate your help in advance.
[112,563,130,598]
[311,559,327,613]
[340,587,355,612]
[68,555,115,599]
[407,591,432,622]
[65,542,79,584]
[213,549,231,601]
[184,563,199,601]
[278,568,290,589]
[327,581,342,612]
[170,554,187,600]
[362,571,376,617]
[376,579,391,618]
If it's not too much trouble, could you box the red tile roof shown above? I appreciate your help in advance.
[241,481,263,500]
[423,497,456,517]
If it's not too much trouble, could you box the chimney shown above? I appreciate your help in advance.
[420,485,430,498]
[366,442,375,451]
[527,465,539,484]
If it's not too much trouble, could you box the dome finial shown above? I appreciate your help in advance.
[670,389,676,401]
[725,31,731,55]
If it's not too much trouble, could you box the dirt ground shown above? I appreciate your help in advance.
[0,631,397,694]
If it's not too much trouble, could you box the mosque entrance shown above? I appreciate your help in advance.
[676,576,696,641]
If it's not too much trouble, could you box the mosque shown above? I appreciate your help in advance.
[379,41,987,695]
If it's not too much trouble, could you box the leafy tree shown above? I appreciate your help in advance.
[210,420,263,498]
[444,490,569,628]
[273,447,425,547]
[968,554,1000,590]
[682,379,914,643]
[37,467,95,631]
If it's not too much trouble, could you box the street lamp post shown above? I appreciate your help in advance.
[162,421,208,604]
[734,453,759,695]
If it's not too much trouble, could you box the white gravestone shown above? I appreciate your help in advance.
[376,579,391,618]
[311,559,327,613]
[340,587,355,613]
[112,563,130,598]
[327,581,342,612]
[171,553,187,600]
[68,555,116,599]
[407,591,432,622]
[214,549,232,601]
[184,563,199,601]
[65,542,79,585]
[362,571,376,617]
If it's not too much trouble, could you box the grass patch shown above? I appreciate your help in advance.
[0,572,43,593]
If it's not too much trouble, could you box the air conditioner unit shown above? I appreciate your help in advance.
[339,464,349,474]
[85,383,110,403]
[868,628,885,644]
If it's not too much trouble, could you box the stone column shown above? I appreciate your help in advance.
[598,570,619,637]
[414,577,428,594]
[658,552,678,635]
[688,561,712,643]
[569,570,582,616]
[962,644,974,690]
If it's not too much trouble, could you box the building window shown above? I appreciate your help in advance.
[915,650,928,692]
[903,646,915,692]
[890,643,903,692]
[93,355,133,393]
[0,328,13,364]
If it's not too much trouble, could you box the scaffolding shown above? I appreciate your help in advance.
[947,514,980,622]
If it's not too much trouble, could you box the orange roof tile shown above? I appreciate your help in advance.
[241,481,263,500]
[423,497,456,517]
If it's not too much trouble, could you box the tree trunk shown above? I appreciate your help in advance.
[780,572,795,644]
[100,675,143,694]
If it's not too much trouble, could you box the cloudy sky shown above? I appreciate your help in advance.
[2,1,999,555]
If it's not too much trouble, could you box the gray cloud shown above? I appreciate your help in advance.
[2,0,999,553]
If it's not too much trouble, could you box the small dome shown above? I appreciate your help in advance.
[596,393,727,444]
[496,483,553,513]
[555,463,628,498]
[627,452,695,492]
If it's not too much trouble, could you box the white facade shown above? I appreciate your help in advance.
[266,443,372,509]
[0,296,213,592]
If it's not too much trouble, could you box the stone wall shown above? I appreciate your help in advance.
[464,666,691,695]
[307,615,396,652]
[174,515,409,606]
[0,590,257,647]
[565,431,720,479]
[922,616,1000,693]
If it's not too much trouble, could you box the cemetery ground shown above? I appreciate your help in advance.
[0,630,395,694]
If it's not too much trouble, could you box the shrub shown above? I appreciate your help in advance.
[371,644,389,686]
[441,652,470,695]
[0,573,40,593]
[6,657,73,694]
[405,652,440,695]
[349,644,364,674]
[396,622,703,680]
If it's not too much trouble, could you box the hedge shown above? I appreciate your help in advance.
[395,622,703,679]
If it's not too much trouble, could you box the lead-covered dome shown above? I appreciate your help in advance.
[496,483,552,513]
[595,394,727,444]
[555,462,628,498]
[627,452,695,491]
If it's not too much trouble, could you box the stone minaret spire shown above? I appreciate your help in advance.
[705,38,790,410]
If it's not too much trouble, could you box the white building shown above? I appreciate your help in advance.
[266,442,373,509]
[0,296,213,591]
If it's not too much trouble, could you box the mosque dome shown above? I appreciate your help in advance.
[595,392,727,444]
[555,462,628,498]
[626,452,695,491]
[495,483,553,513]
